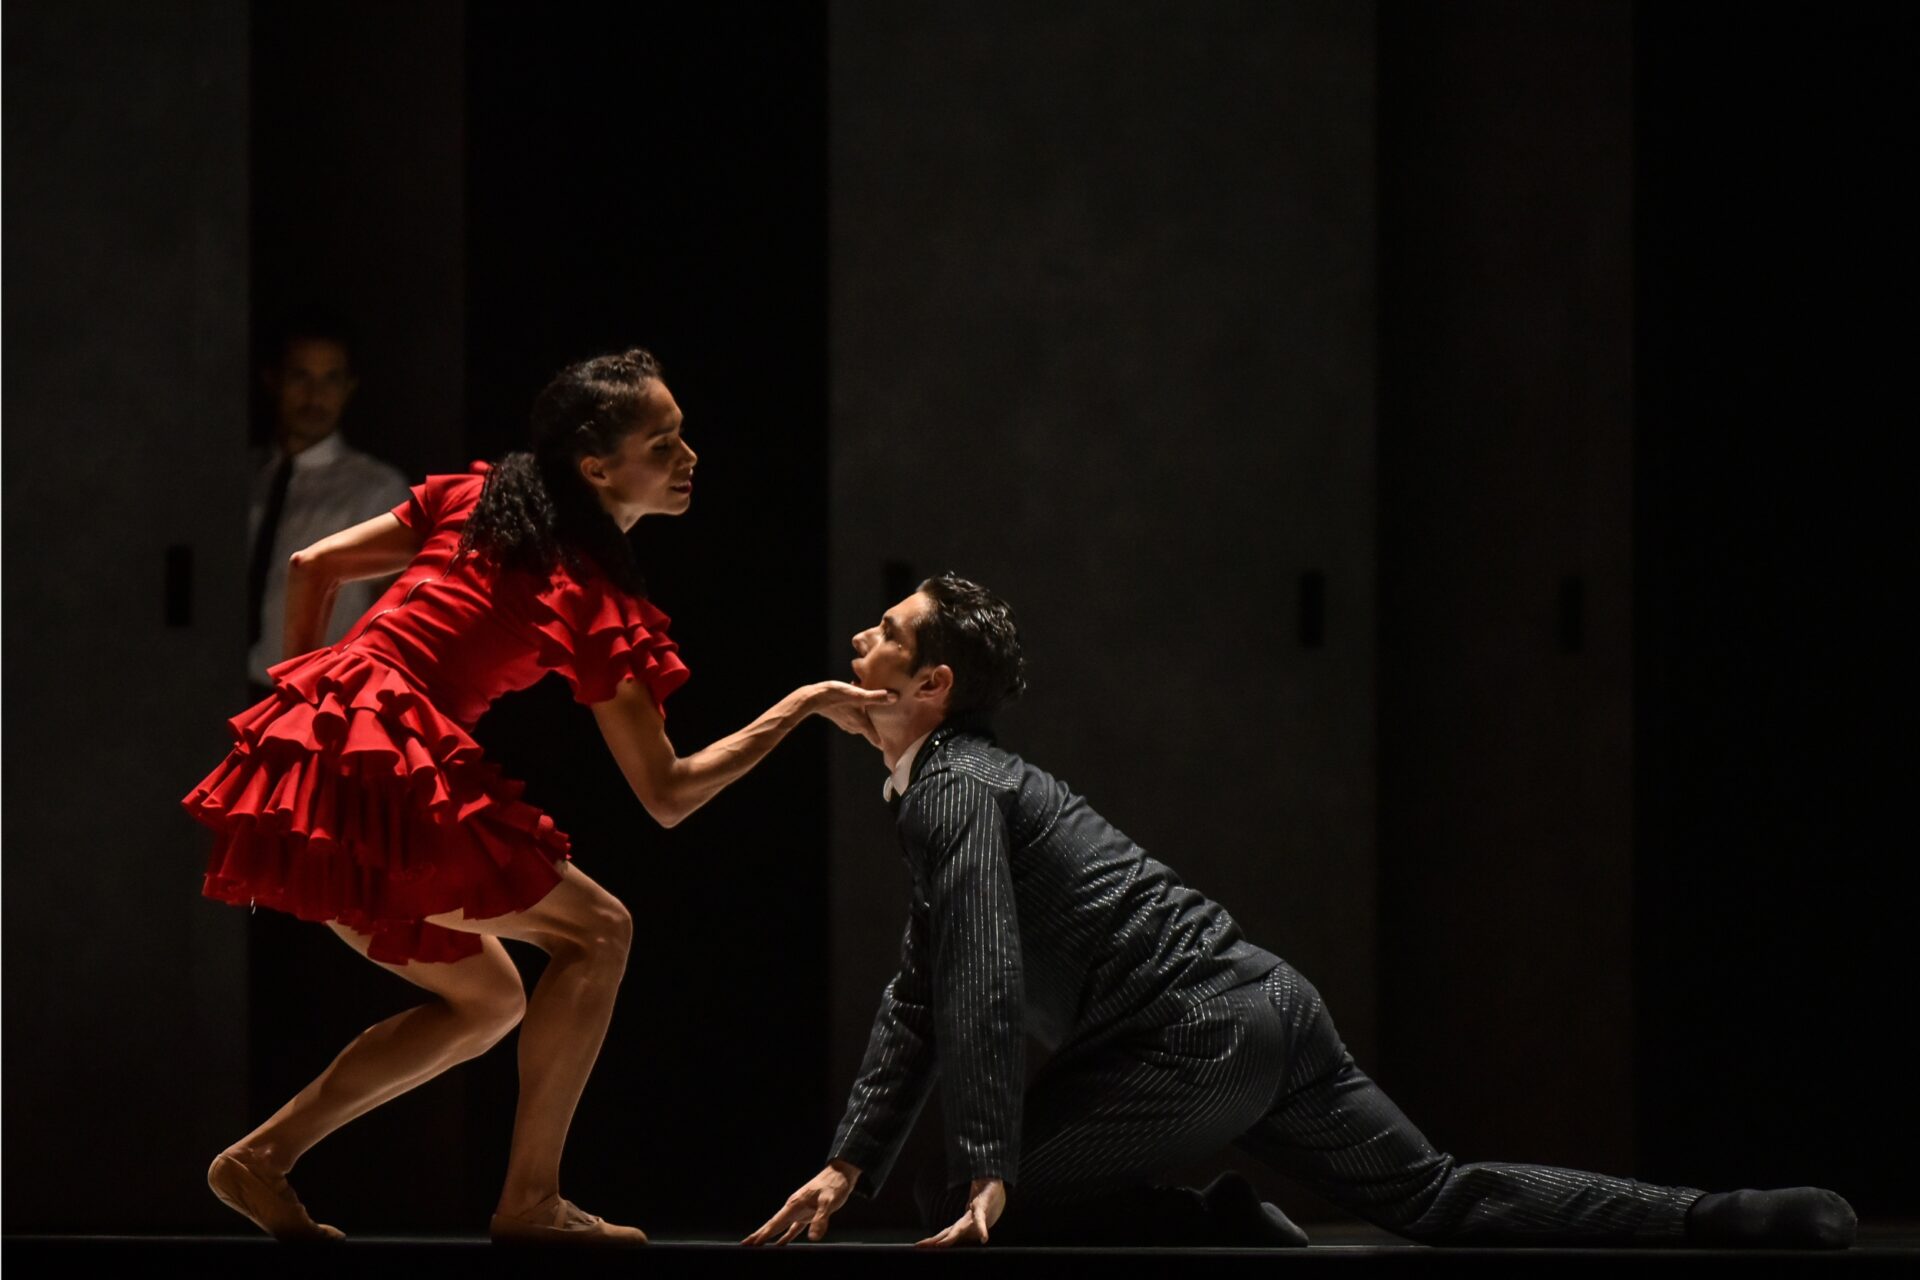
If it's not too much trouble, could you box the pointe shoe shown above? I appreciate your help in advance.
[207,1152,345,1242]
[489,1195,649,1246]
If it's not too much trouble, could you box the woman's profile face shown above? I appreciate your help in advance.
[579,380,696,527]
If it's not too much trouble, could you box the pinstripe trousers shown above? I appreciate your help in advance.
[917,961,1702,1245]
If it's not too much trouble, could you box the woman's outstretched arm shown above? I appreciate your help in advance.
[592,676,893,829]
[283,513,422,657]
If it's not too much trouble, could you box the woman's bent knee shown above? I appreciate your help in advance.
[547,895,633,967]
[468,984,528,1036]
[597,899,634,954]
[579,897,634,958]
[442,968,526,1054]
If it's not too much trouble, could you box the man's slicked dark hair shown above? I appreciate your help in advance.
[911,574,1028,721]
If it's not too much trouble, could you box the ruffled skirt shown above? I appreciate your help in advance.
[183,648,570,964]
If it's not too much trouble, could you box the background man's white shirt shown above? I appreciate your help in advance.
[247,432,411,683]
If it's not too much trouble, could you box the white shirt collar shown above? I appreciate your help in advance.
[289,430,348,472]
[882,730,934,802]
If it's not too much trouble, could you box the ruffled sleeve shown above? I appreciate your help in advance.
[391,461,491,534]
[529,565,691,714]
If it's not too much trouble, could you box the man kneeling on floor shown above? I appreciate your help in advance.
[745,575,1855,1250]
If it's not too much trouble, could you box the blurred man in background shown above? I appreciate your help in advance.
[246,309,410,697]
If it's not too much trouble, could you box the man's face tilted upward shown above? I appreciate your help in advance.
[850,591,948,732]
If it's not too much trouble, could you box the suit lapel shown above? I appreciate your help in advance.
[907,722,966,794]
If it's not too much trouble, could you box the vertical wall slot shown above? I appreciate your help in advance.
[1557,574,1585,653]
[1298,570,1326,649]
[165,544,194,628]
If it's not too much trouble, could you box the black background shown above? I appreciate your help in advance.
[1630,5,1910,1200]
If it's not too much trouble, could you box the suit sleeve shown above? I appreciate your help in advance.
[828,910,940,1195]
[913,770,1026,1188]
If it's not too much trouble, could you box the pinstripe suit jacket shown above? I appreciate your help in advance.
[829,723,1281,1193]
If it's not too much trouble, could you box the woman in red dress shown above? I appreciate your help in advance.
[184,348,887,1244]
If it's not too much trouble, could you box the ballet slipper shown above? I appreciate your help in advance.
[489,1194,649,1246]
[207,1151,345,1242]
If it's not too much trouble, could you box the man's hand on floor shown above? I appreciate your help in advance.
[917,1178,1006,1247]
[742,1159,862,1245]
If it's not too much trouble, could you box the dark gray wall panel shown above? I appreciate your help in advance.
[829,0,1376,1216]
[3,0,250,1230]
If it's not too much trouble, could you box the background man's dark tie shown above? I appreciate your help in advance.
[247,453,294,646]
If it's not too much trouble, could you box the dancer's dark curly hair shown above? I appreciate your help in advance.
[458,348,662,596]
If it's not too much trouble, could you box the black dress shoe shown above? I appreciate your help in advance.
[1201,1171,1310,1247]
[1686,1187,1856,1249]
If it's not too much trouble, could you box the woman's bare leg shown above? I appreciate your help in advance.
[213,928,526,1237]
[425,862,633,1221]
[214,860,633,1238]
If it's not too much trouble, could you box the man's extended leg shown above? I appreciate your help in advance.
[1234,963,1702,1244]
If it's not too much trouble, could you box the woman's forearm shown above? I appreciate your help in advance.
[282,556,341,658]
[596,678,886,830]
[278,515,421,659]
[654,688,815,826]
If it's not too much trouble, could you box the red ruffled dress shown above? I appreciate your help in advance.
[183,464,689,965]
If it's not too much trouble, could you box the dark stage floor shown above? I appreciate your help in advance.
[7,1225,1919,1278]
